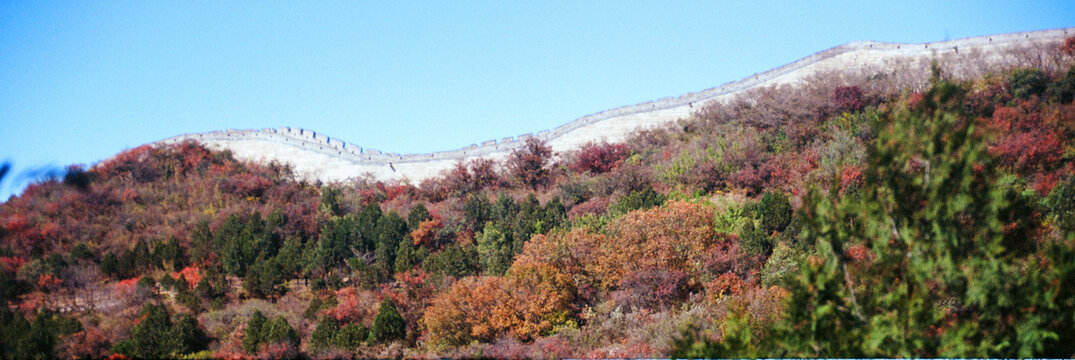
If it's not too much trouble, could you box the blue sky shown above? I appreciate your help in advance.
[1,1,1073,199]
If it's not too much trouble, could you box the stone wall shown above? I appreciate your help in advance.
[153,27,1074,184]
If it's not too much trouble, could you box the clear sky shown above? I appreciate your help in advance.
[2,1,1073,199]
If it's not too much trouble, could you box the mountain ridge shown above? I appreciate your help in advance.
[151,27,1074,184]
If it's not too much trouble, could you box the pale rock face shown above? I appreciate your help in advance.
[151,27,1074,185]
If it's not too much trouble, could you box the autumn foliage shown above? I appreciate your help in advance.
[3,54,1075,359]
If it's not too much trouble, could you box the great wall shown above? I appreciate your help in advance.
[154,27,1074,184]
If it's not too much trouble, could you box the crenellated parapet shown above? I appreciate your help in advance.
[150,27,1075,184]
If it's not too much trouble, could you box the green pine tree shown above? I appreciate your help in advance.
[369,298,406,343]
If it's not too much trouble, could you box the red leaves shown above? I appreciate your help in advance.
[571,142,632,174]
[507,138,553,189]
[907,92,925,110]
[612,269,690,310]
[0,256,26,274]
[833,86,864,113]
[221,174,274,198]
[94,145,155,180]
[427,158,503,200]
[2,215,30,234]
[841,165,864,190]
[989,129,1064,173]
[323,286,378,324]
[1062,36,1075,57]
[985,101,1067,174]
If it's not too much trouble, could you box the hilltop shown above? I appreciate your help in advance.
[154,28,1073,184]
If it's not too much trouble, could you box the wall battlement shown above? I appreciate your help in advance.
[153,27,1074,184]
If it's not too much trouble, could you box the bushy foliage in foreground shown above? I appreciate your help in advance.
[675,74,1075,358]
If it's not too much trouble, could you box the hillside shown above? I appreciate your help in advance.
[1,31,1075,359]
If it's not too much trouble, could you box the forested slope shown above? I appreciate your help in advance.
[2,38,1075,359]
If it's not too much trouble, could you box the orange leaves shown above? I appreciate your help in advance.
[514,230,602,287]
[114,276,143,297]
[502,262,575,341]
[423,264,577,347]
[424,201,739,346]
[706,272,745,301]
[424,276,507,347]
[171,265,202,289]
[607,201,725,282]
[518,201,732,291]
[410,218,442,247]
[36,273,62,290]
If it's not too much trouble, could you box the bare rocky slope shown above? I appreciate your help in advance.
[151,27,1074,184]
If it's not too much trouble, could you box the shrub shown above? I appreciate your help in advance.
[507,138,553,189]
[558,177,594,205]
[1045,173,1075,234]
[369,299,405,343]
[303,297,323,320]
[114,304,208,358]
[243,311,298,354]
[320,187,344,216]
[477,224,514,276]
[68,243,94,262]
[171,314,211,355]
[756,191,793,234]
[760,242,800,287]
[571,142,632,174]
[322,287,378,324]
[242,310,267,354]
[334,323,368,350]
[462,194,491,232]
[1010,67,1047,100]
[2,309,83,360]
[410,218,442,247]
[684,84,1075,357]
[833,85,864,113]
[261,317,299,349]
[423,276,506,348]
[309,317,339,350]
[610,268,690,311]
[176,290,204,313]
[608,186,666,216]
[421,244,479,279]
[730,168,763,195]
[736,220,771,257]
[1048,65,1075,104]
[553,201,732,288]
[406,203,430,230]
